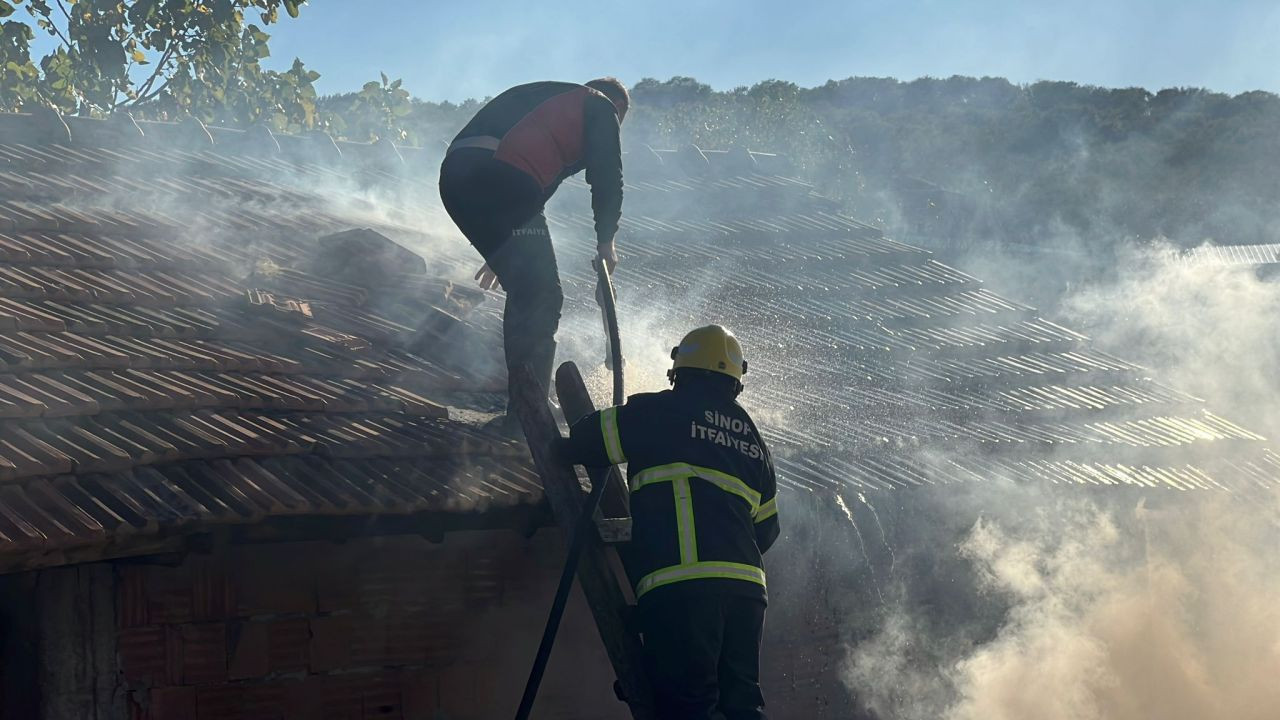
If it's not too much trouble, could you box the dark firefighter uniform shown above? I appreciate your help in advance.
[439,80,626,419]
[563,325,779,720]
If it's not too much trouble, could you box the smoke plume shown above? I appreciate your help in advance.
[1062,241,1280,440]
[848,491,1280,720]
[841,233,1280,720]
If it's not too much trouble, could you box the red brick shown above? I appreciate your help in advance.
[314,545,360,613]
[243,682,287,720]
[319,674,363,720]
[313,673,402,720]
[349,612,447,668]
[196,683,245,720]
[268,616,310,673]
[191,554,233,621]
[418,616,465,667]
[309,615,351,672]
[227,620,270,681]
[233,544,316,616]
[436,664,477,718]
[398,670,437,720]
[117,565,149,629]
[360,674,402,720]
[282,677,326,720]
[127,691,147,720]
[460,546,510,607]
[118,626,167,687]
[165,625,184,686]
[149,686,196,720]
[180,622,227,685]
[349,555,437,613]
[348,616,389,668]
[146,563,194,625]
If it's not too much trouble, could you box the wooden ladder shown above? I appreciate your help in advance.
[512,362,653,719]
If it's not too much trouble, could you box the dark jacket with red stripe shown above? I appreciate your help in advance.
[451,81,624,246]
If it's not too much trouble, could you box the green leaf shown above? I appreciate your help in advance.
[284,0,299,18]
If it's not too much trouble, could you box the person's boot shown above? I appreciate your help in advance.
[481,412,524,441]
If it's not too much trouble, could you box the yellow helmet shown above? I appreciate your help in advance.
[668,325,748,382]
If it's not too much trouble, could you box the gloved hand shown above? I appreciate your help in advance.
[474,262,501,291]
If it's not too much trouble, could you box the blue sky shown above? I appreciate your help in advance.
[260,0,1280,101]
[36,1,1280,102]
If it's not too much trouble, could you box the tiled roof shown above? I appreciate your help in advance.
[544,155,1278,497]
[1180,242,1280,268]
[0,108,1273,571]
[0,114,532,572]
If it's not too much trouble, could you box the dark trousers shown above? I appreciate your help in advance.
[440,150,563,413]
[638,589,768,720]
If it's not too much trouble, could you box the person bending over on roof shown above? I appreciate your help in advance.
[439,78,628,432]
[561,325,780,720]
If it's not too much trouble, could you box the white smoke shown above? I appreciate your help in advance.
[842,236,1280,720]
[846,492,1280,720]
[1062,241,1280,440]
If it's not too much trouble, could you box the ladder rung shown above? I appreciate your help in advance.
[596,517,633,544]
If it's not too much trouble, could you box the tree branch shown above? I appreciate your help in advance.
[125,44,177,107]
[132,75,172,107]
[40,12,73,50]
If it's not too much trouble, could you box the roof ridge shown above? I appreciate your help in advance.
[0,110,803,185]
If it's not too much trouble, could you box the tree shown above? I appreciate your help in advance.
[320,72,413,143]
[631,76,712,108]
[0,18,40,109]
[0,0,320,132]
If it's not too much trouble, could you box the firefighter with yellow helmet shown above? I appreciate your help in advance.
[562,325,779,720]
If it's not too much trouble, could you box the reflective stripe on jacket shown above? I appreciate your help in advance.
[565,387,780,601]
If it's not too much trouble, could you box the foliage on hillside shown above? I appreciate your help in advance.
[0,3,1272,246]
[337,75,1280,247]
[620,76,1280,247]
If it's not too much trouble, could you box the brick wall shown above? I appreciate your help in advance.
[111,529,626,720]
[15,511,860,719]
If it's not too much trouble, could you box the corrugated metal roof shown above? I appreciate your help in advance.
[0,452,539,556]
[0,108,1274,575]
[0,115,547,573]
[1180,242,1280,267]
[543,136,1280,497]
